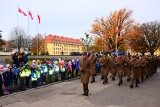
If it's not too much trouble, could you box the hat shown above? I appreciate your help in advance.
[72,59,75,62]
[83,55,88,59]
[54,61,58,65]
[6,64,11,68]
[51,57,55,61]
[25,63,29,67]
[32,60,36,63]
[0,65,4,71]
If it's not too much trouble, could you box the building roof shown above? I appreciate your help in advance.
[46,34,83,45]
[1,39,9,48]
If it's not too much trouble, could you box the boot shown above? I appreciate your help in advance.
[130,84,133,88]
[118,81,121,86]
[136,80,139,87]
[112,77,115,81]
[121,80,123,84]
[141,76,144,83]
[103,81,106,85]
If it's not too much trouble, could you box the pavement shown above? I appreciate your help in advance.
[0,68,160,107]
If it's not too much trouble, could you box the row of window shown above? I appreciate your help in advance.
[53,48,79,51]
[53,44,80,48]
[53,52,70,54]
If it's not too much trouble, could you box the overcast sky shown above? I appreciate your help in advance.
[0,0,159,40]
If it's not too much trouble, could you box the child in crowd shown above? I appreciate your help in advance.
[0,65,4,96]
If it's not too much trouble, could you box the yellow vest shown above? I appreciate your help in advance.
[55,65,59,73]
[25,69,31,77]
[36,70,40,78]
[44,66,48,73]
[20,70,26,77]
[60,66,65,72]
[32,73,37,81]
[49,69,53,75]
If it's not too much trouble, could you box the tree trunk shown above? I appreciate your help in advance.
[150,52,154,56]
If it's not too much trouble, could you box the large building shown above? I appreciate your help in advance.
[46,34,84,55]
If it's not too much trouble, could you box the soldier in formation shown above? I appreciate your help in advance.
[79,52,160,95]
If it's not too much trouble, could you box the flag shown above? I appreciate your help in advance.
[18,8,22,13]
[38,15,40,24]
[29,11,33,20]
[18,8,27,16]
[22,11,27,16]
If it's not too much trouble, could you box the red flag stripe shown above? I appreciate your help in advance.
[23,11,27,16]
[18,8,27,16]
[38,15,40,24]
[29,11,33,20]
[18,8,22,13]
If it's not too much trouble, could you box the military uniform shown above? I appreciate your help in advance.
[125,56,131,81]
[140,57,147,83]
[99,55,110,85]
[115,55,126,86]
[89,54,97,83]
[130,56,141,88]
[110,56,116,81]
[79,56,91,96]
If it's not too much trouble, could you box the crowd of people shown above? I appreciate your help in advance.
[0,52,81,96]
[0,51,160,97]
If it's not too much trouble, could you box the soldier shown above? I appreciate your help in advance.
[99,53,110,85]
[79,54,91,96]
[115,54,126,86]
[89,52,97,83]
[130,55,141,88]
[139,55,147,83]
[109,54,116,81]
[125,55,131,81]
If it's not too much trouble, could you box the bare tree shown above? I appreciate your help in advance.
[81,33,93,52]
[30,34,45,55]
[9,27,27,51]
[141,21,160,55]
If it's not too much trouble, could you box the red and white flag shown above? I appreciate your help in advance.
[29,11,33,20]
[38,15,40,24]
[18,8,22,13]
[18,8,27,16]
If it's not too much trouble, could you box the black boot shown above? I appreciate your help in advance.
[130,84,133,88]
[118,82,121,86]
[85,92,88,96]
[141,76,144,83]
[121,80,123,84]
[127,78,130,82]
[112,77,115,81]
[103,81,106,85]
[82,93,86,96]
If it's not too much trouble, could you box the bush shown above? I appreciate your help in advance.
[6,58,11,64]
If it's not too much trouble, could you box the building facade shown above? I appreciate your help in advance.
[46,34,84,55]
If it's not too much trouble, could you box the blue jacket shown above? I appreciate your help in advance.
[75,61,79,70]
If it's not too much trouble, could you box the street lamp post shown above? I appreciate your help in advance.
[0,30,2,38]
[44,33,46,61]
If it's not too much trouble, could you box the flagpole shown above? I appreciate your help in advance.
[17,5,19,51]
[27,8,30,54]
[37,11,39,59]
